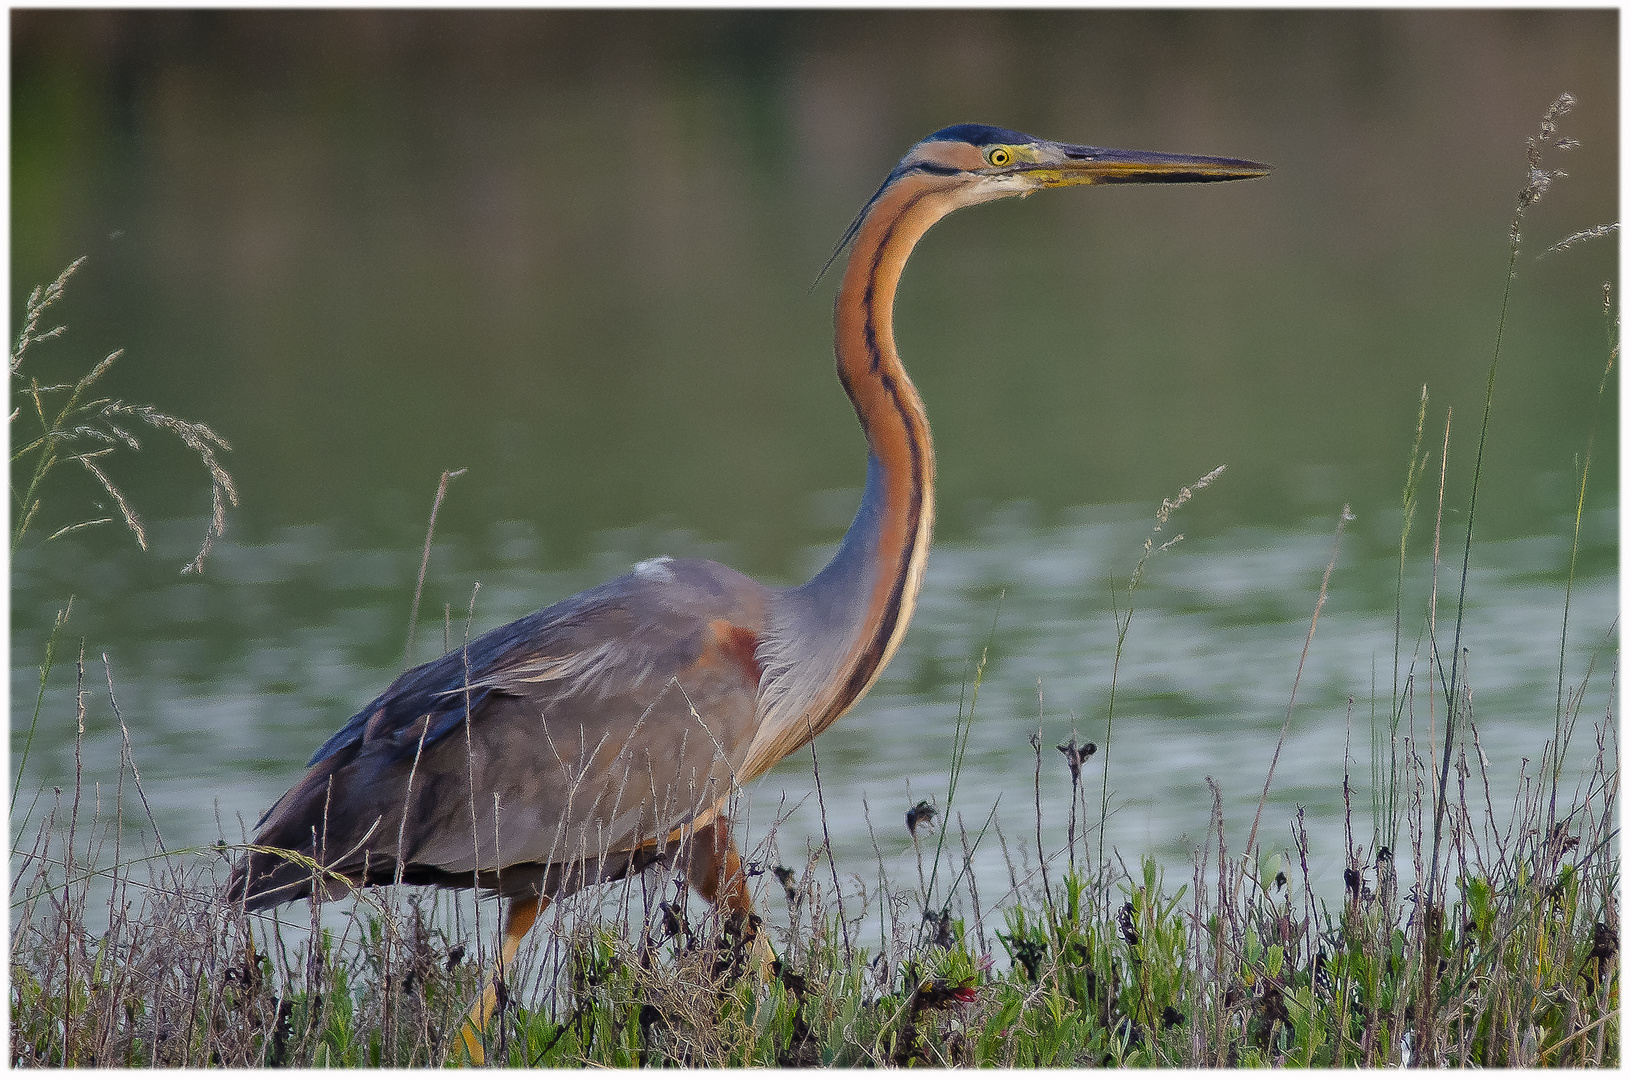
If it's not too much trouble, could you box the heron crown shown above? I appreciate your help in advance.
[923,123,1038,147]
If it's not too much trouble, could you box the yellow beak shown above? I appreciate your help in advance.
[1016,143,1272,187]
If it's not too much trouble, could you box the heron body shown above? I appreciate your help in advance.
[228,123,1267,1060]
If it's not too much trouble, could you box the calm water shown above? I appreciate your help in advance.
[12,502,1617,905]
[10,11,1618,913]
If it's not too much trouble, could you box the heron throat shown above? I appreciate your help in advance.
[739,175,958,781]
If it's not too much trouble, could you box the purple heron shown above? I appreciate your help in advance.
[227,124,1268,1060]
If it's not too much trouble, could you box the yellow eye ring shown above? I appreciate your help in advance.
[986,147,1011,167]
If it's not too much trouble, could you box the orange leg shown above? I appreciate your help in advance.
[685,817,774,978]
[685,816,752,913]
[458,895,545,1065]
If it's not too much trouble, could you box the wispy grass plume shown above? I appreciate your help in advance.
[11,258,238,573]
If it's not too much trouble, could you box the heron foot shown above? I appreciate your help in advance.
[747,923,777,982]
[709,908,772,982]
[456,895,544,1066]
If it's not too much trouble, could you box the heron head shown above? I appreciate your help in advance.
[898,123,1272,208]
[820,124,1269,285]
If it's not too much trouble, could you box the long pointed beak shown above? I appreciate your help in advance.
[1021,143,1272,186]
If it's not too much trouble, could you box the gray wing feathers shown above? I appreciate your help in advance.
[236,558,770,905]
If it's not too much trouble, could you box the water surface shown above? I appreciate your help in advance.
[11,10,1618,913]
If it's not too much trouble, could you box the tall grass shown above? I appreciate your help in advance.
[10,257,238,574]
[9,96,1616,1067]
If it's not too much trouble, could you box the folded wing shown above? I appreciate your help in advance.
[228,557,770,909]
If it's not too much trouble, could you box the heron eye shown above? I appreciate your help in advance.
[986,147,1011,167]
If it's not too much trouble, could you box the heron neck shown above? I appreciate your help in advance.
[803,177,951,723]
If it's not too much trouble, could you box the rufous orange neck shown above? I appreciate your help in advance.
[737,174,960,782]
[820,175,955,714]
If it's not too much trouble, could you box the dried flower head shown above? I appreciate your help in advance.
[1512,93,1579,241]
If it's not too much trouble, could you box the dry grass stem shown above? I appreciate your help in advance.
[11,258,238,572]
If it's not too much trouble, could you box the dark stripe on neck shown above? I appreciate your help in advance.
[861,188,932,374]
[827,189,934,727]
[833,369,925,705]
[907,162,963,177]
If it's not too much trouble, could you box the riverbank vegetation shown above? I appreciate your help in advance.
[10,97,1615,1068]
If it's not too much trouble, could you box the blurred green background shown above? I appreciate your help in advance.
[10,10,1617,881]
[13,9,1616,563]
